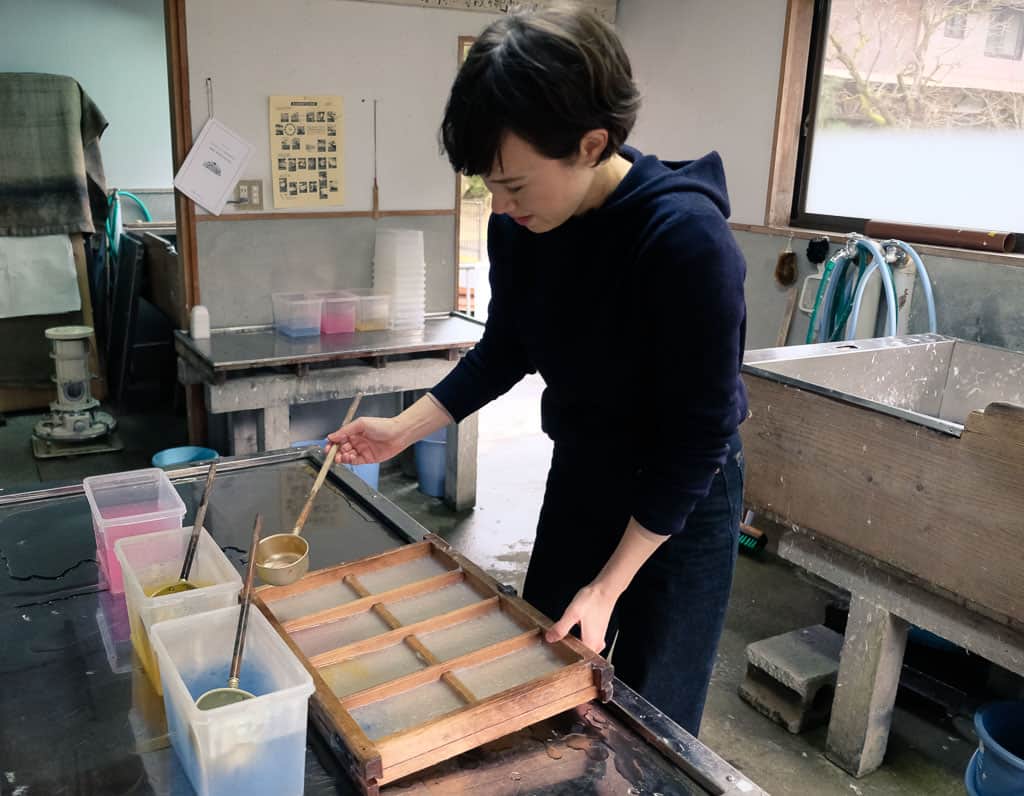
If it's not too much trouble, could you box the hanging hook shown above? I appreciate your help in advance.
[206,77,214,119]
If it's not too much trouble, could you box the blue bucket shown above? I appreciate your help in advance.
[414,429,446,498]
[151,446,219,468]
[966,701,1024,796]
[291,439,380,490]
[345,462,380,490]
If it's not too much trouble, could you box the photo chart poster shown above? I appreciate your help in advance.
[269,95,344,209]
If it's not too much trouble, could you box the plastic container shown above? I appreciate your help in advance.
[96,590,133,675]
[272,292,323,337]
[190,305,210,340]
[314,290,358,335]
[152,446,219,468]
[966,701,1024,796]
[414,428,447,497]
[115,526,243,694]
[84,468,187,594]
[150,605,314,796]
[347,289,392,331]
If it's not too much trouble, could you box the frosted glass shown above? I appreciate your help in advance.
[292,611,390,657]
[383,581,483,626]
[418,610,526,662]
[268,580,360,624]
[454,643,566,700]
[349,680,465,740]
[321,643,425,698]
[357,556,450,594]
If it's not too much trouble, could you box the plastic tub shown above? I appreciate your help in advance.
[116,526,243,694]
[151,446,219,468]
[273,293,323,337]
[96,590,133,675]
[414,428,447,497]
[346,289,392,331]
[84,468,187,594]
[150,605,314,796]
[314,290,358,334]
[966,701,1024,796]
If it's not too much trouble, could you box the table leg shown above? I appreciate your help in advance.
[261,404,291,452]
[825,594,909,777]
[444,413,478,512]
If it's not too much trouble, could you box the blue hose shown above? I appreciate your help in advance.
[806,251,850,344]
[889,240,938,333]
[848,237,899,337]
[105,190,152,259]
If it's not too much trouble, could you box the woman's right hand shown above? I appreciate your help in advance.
[327,417,407,465]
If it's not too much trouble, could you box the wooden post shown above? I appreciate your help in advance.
[826,595,909,777]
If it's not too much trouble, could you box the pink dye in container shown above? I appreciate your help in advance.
[316,291,358,335]
[84,468,187,594]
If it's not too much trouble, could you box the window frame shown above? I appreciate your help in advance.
[781,0,1024,245]
[984,5,1024,60]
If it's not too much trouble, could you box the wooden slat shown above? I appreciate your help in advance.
[282,569,465,632]
[379,686,598,785]
[345,574,479,705]
[743,376,1024,626]
[258,540,433,603]
[338,630,540,710]
[308,596,499,668]
[194,209,455,222]
[427,533,603,668]
[374,662,598,769]
[963,402,1024,447]
[764,0,815,226]
[254,595,383,783]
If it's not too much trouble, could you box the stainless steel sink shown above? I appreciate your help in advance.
[743,334,1024,436]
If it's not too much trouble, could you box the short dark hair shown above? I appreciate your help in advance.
[440,6,640,176]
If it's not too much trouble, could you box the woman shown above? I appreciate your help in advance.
[329,6,747,736]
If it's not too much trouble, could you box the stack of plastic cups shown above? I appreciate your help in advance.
[373,229,426,331]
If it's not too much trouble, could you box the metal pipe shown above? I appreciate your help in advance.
[865,221,1016,253]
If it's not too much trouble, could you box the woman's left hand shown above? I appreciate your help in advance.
[544,581,619,653]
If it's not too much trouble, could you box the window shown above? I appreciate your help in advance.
[985,6,1024,59]
[792,0,1024,236]
[944,2,968,39]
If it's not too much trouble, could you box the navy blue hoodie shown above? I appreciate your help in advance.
[431,146,748,536]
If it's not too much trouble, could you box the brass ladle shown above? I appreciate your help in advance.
[256,393,363,587]
[195,513,262,710]
[151,462,218,597]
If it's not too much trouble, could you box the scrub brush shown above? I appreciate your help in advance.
[774,235,798,287]
[739,510,767,556]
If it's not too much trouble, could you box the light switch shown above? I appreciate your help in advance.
[235,179,264,210]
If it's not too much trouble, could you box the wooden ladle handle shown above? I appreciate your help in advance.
[292,393,363,536]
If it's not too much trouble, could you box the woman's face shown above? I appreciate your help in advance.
[483,132,603,234]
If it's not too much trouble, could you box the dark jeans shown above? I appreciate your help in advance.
[522,434,744,735]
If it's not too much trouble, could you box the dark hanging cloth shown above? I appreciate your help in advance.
[0,73,109,236]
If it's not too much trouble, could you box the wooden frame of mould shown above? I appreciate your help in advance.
[255,534,613,795]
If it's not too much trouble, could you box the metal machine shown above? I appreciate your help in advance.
[32,325,121,458]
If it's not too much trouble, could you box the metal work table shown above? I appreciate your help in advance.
[175,314,485,510]
[0,450,765,796]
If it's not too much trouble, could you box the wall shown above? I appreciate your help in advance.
[184,0,500,322]
[0,0,174,193]
[617,0,789,227]
[617,0,1024,354]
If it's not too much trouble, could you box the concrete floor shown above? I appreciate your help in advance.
[381,374,976,796]
[0,381,977,794]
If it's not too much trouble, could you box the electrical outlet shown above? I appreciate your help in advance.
[235,179,264,210]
